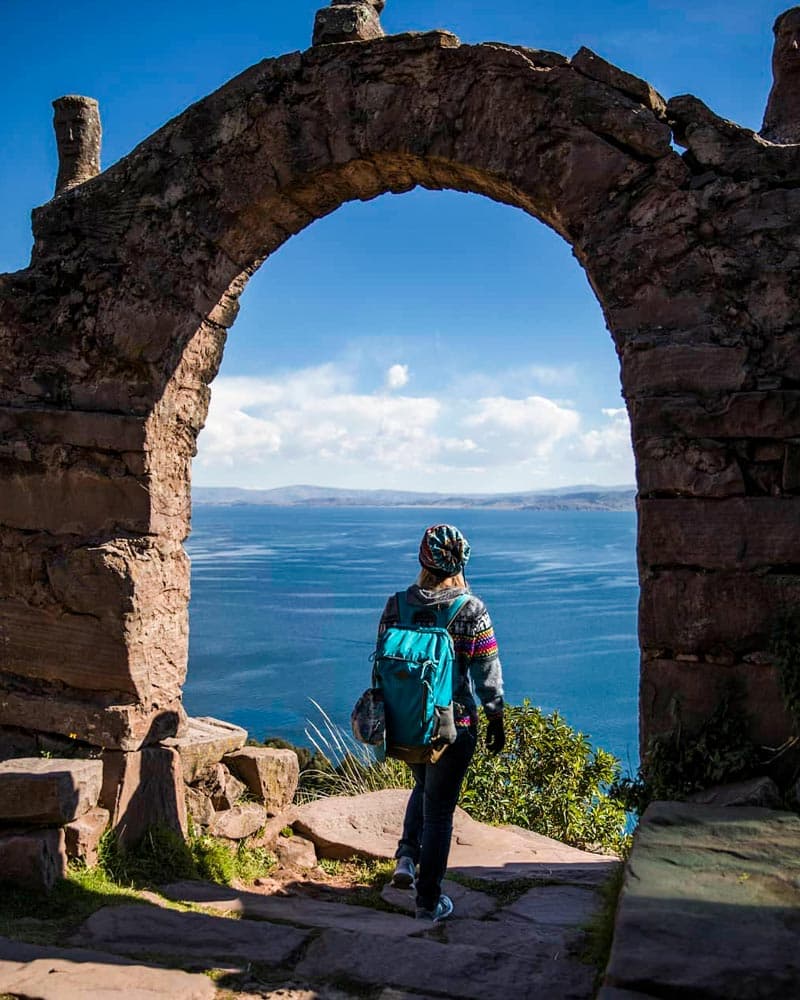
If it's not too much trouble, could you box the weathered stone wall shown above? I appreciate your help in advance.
[0,10,798,765]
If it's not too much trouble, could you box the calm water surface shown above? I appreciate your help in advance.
[185,506,640,769]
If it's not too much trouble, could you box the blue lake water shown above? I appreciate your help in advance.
[184,506,640,771]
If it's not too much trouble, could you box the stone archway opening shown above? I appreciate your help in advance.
[185,183,639,761]
[1,4,799,856]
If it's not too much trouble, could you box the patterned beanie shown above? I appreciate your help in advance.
[418,524,471,576]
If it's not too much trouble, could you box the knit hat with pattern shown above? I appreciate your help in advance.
[418,524,471,576]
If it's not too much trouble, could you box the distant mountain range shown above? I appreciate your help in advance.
[193,484,636,511]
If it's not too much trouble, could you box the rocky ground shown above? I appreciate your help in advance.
[0,791,618,999]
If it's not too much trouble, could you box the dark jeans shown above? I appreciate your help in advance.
[395,726,477,910]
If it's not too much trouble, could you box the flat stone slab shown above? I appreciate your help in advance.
[0,934,215,999]
[161,880,422,937]
[603,802,800,998]
[441,912,572,957]
[74,903,309,965]
[0,757,103,824]
[294,789,616,885]
[162,716,247,783]
[0,827,66,890]
[296,927,594,999]
[381,878,497,919]
[504,884,603,926]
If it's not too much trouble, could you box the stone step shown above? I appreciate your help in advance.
[0,934,215,999]
[295,926,595,999]
[161,879,422,937]
[73,903,310,965]
[0,757,103,825]
[602,802,800,998]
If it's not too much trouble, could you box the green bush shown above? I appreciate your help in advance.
[771,608,800,734]
[461,702,629,855]
[97,825,276,888]
[613,682,760,814]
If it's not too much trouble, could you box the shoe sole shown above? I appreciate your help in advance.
[390,873,415,889]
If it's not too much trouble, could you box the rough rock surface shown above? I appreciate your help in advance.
[162,717,247,783]
[191,761,246,810]
[0,935,216,1000]
[207,801,267,840]
[64,805,110,866]
[687,776,783,809]
[0,757,102,824]
[293,789,616,882]
[76,903,310,964]
[224,746,300,814]
[184,784,215,827]
[1,9,799,791]
[313,2,385,45]
[603,801,800,997]
[762,7,800,143]
[275,833,318,869]
[0,828,67,890]
[100,747,187,848]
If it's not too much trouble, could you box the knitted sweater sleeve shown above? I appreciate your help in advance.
[453,598,505,718]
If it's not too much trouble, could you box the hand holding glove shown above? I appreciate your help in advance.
[485,715,505,755]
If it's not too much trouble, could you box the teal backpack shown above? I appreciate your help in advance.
[372,592,469,764]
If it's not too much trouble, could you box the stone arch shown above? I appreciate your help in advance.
[1,21,799,760]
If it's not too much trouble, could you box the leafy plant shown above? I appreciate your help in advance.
[98,825,276,888]
[461,702,630,855]
[613,682,760,813]
[300,700,412,799]
[771,608,800,734]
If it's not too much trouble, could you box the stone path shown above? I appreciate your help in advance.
[0,792,619,999]
[599,801,800,999]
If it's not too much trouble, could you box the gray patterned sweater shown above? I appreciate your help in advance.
[378,584,505,723]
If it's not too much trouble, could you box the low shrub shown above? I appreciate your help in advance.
[613,682,761,814]
[461,702,630,855]
[98,825,276,888]
[299,699,629,855]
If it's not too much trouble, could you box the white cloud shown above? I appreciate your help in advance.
[569,408,633,465]
[464,395,581,460]
[195,363,635,491]
[385,364,409,390]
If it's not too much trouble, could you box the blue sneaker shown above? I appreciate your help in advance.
[390,856,416,889]
[415,894,454,924]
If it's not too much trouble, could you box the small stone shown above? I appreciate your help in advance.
[0,758,103,825]
[162,716,247,784]
[192,762,246,810]
[185,785,215,827]
[0,829,67,891]
[224,747,299,815]
[275,834,318,869]
[74,903,309,965]
[64,806,110,866]
[207,802,267,840]
[313,3,385,45]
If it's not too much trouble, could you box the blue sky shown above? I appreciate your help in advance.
[1,1,788,491]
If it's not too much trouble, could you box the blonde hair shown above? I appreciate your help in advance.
[416,567,467,591]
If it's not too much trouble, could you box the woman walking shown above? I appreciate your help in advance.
[379,524,505,923]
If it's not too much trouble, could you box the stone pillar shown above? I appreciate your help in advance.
[762,7,800,143]
[53,95,101,195]
[313,0,385,45]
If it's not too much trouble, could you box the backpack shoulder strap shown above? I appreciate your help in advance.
[394,591,411,627]
[436,594,470,630]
